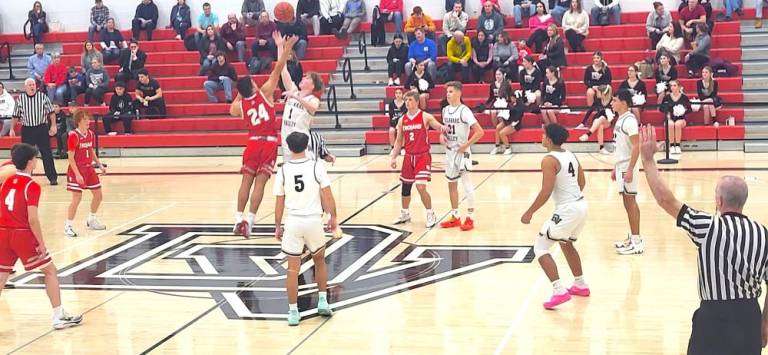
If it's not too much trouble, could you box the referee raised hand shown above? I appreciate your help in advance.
[11,78,58,185]
[640,124,768,355]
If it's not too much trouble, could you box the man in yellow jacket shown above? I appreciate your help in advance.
[446,31,472,82]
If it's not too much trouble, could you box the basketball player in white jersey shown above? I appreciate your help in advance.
[521,123,590,310]
[274,131,337,326]
[610,89,643,255]
[439,82,484,231]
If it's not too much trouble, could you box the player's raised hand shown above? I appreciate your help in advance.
[284,35,299,51]
[272,31,285,46]
[639,124,659,162]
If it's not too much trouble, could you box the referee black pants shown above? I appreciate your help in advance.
[687,299,761,355]
[21,125,57,183]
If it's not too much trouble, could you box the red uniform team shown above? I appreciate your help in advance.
[64,111,106,238]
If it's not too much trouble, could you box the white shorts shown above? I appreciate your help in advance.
[539,199,588,242]
[615,167,639,195]
[445,148,471,181]
[281,215,326,256]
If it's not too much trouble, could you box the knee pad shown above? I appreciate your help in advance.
[401,183,413,197]
[461,174,476,209]
[534,234,556,259]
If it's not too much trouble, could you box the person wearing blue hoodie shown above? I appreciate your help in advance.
[334,0,366,39]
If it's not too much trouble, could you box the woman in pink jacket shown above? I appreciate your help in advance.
[527,2,554,53]
[379,0,404,35]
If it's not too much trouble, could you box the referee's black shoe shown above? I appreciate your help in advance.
[49,180,58,186]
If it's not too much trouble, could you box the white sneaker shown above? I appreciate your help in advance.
[387,78,394,86]
[489,146,500,155]
[393,210,411,224]
[426,211,437,228]
[614,235,631,249]
[616,238,645,255]
[394,78,401,85]
[400,149,405,156]
[579,134,589,142]
[503,147,513,155]
[52,309,83,330]
[107,131,118,136]
[599,148,611,155]
[64,225,78,238]
[86,216,106,230]
[576,124,586,130]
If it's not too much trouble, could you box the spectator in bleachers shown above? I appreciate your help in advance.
[131,0,158,41]
[618,64,647,121]
[519,55,543,108]
[379,0,404,36]
[485,69,509,127]
[116,40,146,85]
[253,12,277,61]
[0,82,14,137]
[404,6,436,43]
[84,59,109,106]
[134,69,166,118]
[335,0,366,39]
[445,0,466,12]
[386,87,406,148]
[679,0,707,45]
[438,2,469,56]
[718,0,742,22]
[491,87,524,155]
[655,54,678,105]
[387,34,408,86]
[221,14,247,62]
[513,0,537,28]
[297,0,322,35]
[104,82,135,135]
[80,41,103,73]
[276,14,309,60]
[278,50,304,91]
[679,0,712,20]
[541,66,566,125]
[493,32,518,81]
[583,51,611,108]
[169,0,192,40]
[528,2,554,53]
[562,0,589,52]
[198,26,227,75]
[471,30,493,83]
[88,0,110,43]
[591,0,621,26]
[482,0,502,13]
[695,66,721,125]
[203,52,237,104]
[406,61,434,110]
[755,0,767,29]
[656,22,683,65]
[28,1,48,44]
[405,28,437,79]
[27,44,51,85]
[537,24,567,69]
[478,1,505,43]
[577,84,613,154]
[241,0,265,27]
[517,39,531,62]
[196,2,220,43]
[685,23,711,78]
[661,79,691,155]
[320,0,344,35]
[52,104,72,159]
[446,31,472,83]
[43,53,67,105]
[101,18,126,64]
[646,2,671,50]
[65,67,85,106]
[550,0,571,25]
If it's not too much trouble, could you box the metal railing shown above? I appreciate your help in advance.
[326,84,342,129]
[0,42,15,80]
[341,57,356,100]
[23,20,33,43]
[357,32,370,72]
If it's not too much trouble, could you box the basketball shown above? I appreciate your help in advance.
[274,2,295,22]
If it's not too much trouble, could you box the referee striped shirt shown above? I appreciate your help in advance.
[677,204,768,301]
[12,91,52,127]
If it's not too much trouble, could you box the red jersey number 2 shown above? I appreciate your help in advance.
[248,104,270,126]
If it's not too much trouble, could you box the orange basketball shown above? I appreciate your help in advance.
[274,2,295,22]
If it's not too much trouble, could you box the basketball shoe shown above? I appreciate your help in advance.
[393,210,411,224]
[233,220,251,239]
[543,292,571,310]
[440,215,461,228]
[64,225,77,238]
[317,296,333,317]
[86,216,106,230]
[287,309,300,326]
[567,285,590,297]
[617,238,645,255]
[426,210,437,228]
[52,309,83,330]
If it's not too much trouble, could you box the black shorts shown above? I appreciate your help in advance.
[687,299,761,355]
[389,118,399,129]
[670,115,686,122]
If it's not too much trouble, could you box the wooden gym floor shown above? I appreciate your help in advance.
[1,150,768,354]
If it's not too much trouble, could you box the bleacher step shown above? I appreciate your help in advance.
[326,145,365,157]
[744,77,768,90]
[744,124,768,139]
[742,48,768,61]
[742,33,768,47]
[744,141,768,152]
[331,71,389,84]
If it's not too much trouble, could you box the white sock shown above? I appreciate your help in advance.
[247,212,256,224]
[630,234,642,244]
[53,306,64,319]
[552,280,566,295]
[65,220,73,227]
[450,209,459,218]
[288,303,298,312]
[88,213,96,220]
[466,210,474,219]
[235,211,243,222]
[426,209,434,215]
[401,208,409,215]
[318,291,327,300]
[574,276,588,287]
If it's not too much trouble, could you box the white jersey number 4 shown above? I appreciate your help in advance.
[247,104,270,126]
[4,189,15,212]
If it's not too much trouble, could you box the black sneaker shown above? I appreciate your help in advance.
[49,180,58,186]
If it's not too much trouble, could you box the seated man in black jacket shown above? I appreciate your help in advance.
[104,81,135,135]
[203,52,238,103]
[134,69,166,118]
[131,0,159,41]
[276,14,309,60]
[115,40,147,85]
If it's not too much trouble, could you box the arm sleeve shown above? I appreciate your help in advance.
[273,168,286,196]
[67,131,78,152]
[315,163,332,188]
[676,204,714,246]
[25,182,41,207]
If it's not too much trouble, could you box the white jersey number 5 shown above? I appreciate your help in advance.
[247,104,270,126]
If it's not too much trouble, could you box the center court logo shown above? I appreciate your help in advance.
[10,224,534,320]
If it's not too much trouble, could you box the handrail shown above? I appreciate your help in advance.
[23,20,33,43]
[0,42,16,80]
[341,57,356,100]
[357,32,370,72]
[326,84,342,129]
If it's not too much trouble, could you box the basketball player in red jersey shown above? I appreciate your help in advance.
[230,32,299,238]
[0,143,83,329]
[64,110,106,238]
[391,91,445,228]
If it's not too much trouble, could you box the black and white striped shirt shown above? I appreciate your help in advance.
[677,204,768,301]
[12,92,53,127]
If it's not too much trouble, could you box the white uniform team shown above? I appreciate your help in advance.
[442,103,477,180]
[539,151,588,242]
[273,157,331,256]
[613,111,640,195]
[281,95,321,162]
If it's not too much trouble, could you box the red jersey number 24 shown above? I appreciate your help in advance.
[247,104,270,126]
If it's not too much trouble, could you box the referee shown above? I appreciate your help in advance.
[11,78,58,185]
[639,124,768,355]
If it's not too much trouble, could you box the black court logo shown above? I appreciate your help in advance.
[11,224,534,320]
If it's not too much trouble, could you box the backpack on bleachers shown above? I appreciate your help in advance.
[370,6,386,47]
[708,58,738,77]
[635,59,654,80]
[184,36,197,51]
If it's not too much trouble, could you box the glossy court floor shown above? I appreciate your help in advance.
[1,150,768,354]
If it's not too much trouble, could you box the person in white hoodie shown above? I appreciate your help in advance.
[319,0,344,35]
[0,82,15,137]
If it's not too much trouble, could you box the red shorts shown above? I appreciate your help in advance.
[400,152,432,184]
[0,229,51,272]
[67,166,101,192]
[242,140,278,176]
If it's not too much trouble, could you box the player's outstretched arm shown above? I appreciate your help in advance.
[279,55,296,94]
[262,33,298,98]
[639,124,683,217]
[521,156,557,224]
